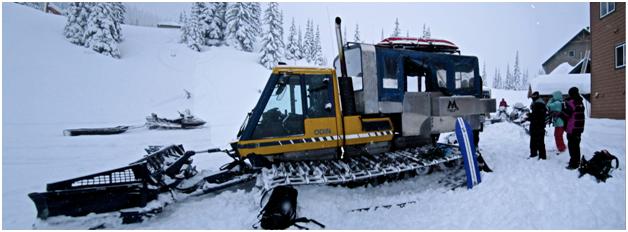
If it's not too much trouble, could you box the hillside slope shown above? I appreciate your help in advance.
[3,3,269,228]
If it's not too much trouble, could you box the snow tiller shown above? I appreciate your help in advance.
[29,17,496,228]
[28,145,256,224]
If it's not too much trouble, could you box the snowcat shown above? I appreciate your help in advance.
[28,17,495,226]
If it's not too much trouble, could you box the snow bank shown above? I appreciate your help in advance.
[529,73,591,96]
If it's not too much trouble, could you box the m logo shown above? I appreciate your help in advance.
[447,100,459,112]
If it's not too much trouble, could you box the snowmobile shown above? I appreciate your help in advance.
[508,102,531,134]
[488,105,509,124]
[509,102,530,124]
[28,17,496,227]
[145,109,206,129]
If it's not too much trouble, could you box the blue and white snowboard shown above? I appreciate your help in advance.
[454,117,481,189]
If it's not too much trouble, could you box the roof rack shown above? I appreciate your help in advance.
[377,37,460,54]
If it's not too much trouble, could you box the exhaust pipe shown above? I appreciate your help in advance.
[335,17,348,78]
[334,17,356,116]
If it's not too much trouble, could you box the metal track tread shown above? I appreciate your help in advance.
[260,144,465,190]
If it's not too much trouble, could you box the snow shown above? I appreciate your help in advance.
[529,73,591,96]
[551,62,575,75]
[3,3,626,229]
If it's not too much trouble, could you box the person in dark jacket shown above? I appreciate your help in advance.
[527,91,547,159]
[564,87,586,169]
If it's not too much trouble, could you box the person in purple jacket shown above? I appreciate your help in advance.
[563,87,586,170]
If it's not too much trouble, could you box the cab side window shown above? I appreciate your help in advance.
[305,75,334,118]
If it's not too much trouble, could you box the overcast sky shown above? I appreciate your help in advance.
[128,2,590,81]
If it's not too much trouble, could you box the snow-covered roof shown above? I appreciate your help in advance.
[550,62,575,75]
[529,73,590,96]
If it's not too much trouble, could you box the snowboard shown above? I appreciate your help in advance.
[454,117,481,189]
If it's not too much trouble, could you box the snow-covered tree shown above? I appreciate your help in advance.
[84,3,120,58]
[513,51,521,90]
[353,24,360,42]
[180,12,189,43]
[285,18,300,61]
[186,3,206,51]
[296,26,304,60]
[505,63,512,89]
[206,2,228,46]
[313,25,325,66]
[492,68,500,89]
[422,24,431,39]
[303,19,315,62]
[391,18,401,37]
[251,2,262,35]
[110,2,125,42]
[521,69,529,90]
[179,11,186,23]
[380,28,384,40]
[259,2,284,69]
[227,2,258,52]
[64,2,90,46]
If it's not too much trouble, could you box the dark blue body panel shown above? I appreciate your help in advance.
[375,47,482,102]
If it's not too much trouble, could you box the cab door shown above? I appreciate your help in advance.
[301,74,339,148]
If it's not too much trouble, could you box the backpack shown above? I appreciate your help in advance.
[255,186,325,230]
[578,150,620,182]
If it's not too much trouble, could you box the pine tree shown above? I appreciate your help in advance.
[354,24,360,43]
[186,3,206,51]
[206,2,228,46]
[314,25,325,66]
[521,69,529,90]
[505,63,512,90]
[227,2,258,52]
[304,19,315,62]
[492,68,500,89]
[84,3,120,58]
[251,2,262,35]
[296,26,304,60]
[513,51,521,90]
[180,11,189,43]
[285,18,300,61]
[259,2,284,69]
[179,11,186,23]
[391,18,401,37]
[422,24,431,38]
[110,3,125,42]
[64,2,90,46]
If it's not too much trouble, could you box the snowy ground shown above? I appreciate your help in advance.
[3,4,626,229]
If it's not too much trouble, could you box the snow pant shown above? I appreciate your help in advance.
[567,133,582,167]
[529,131,546,159]
[554,127,566,152]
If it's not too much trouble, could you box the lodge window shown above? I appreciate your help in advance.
[600,2,616,18]
[568,51,575,57]
[615,43,625,69]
